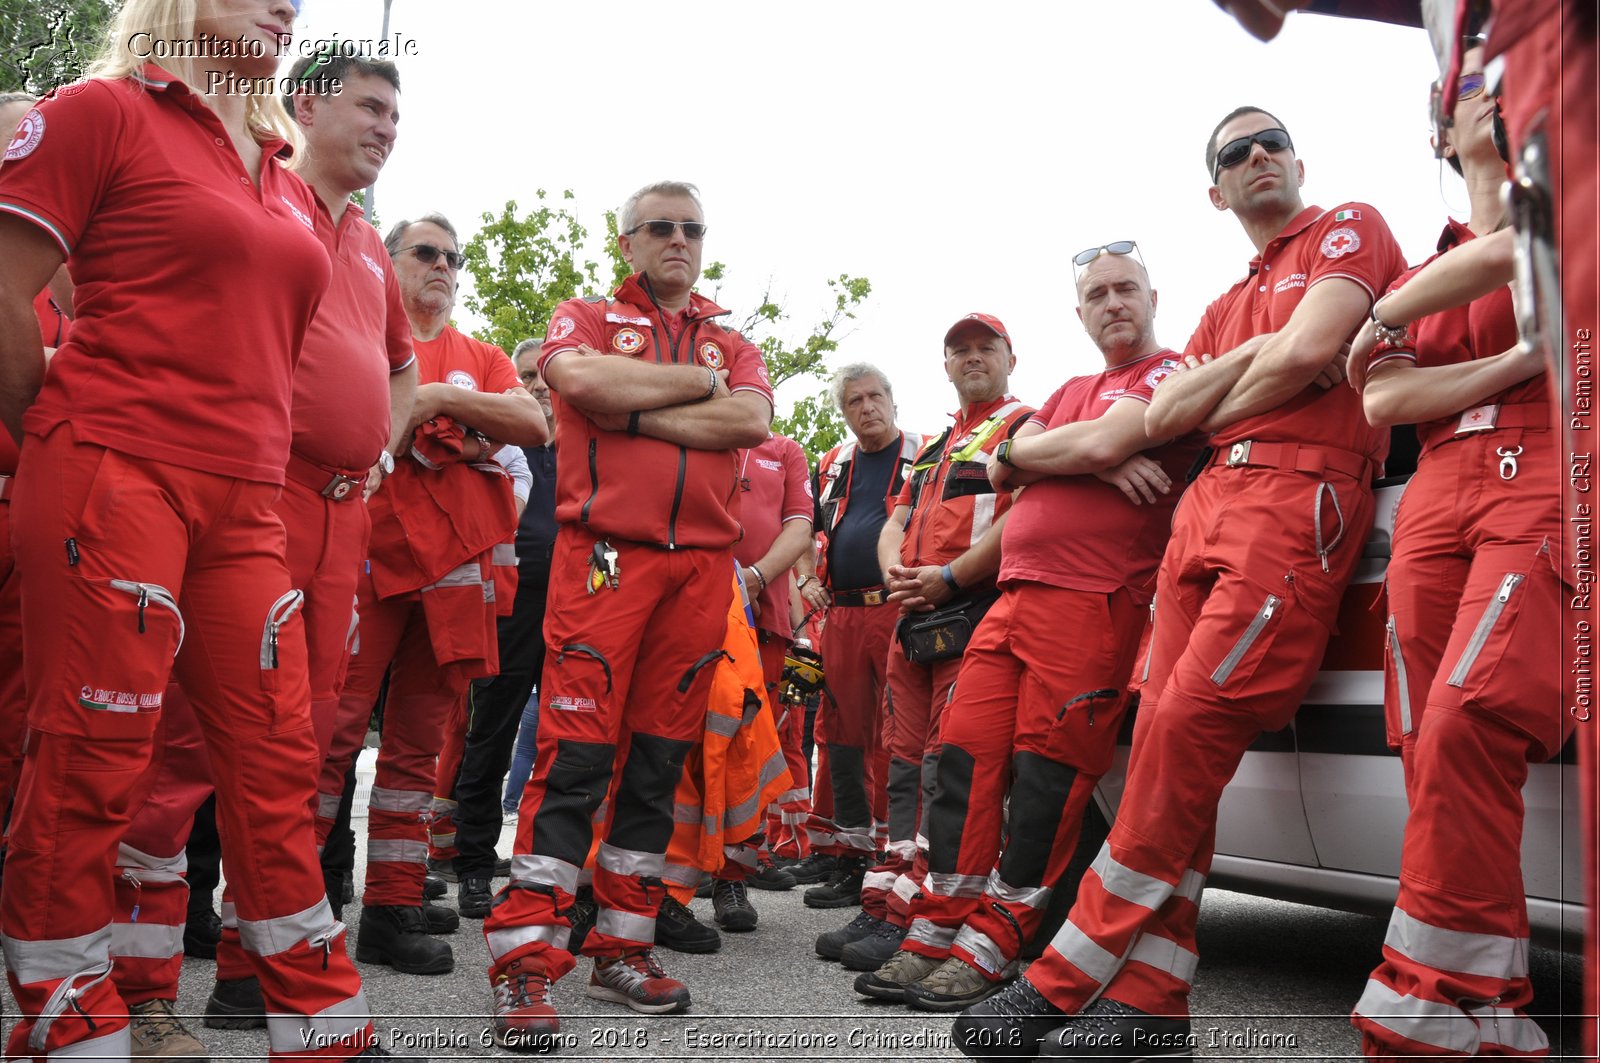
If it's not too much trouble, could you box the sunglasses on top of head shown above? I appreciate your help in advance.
[624,219,708,241]
[397,244,463,270]
[1073,240,1142,270]
[1211,127,1295,181]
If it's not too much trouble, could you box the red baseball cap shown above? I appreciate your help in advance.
[944,313,1012,351]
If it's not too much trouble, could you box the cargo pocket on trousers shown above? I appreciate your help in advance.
[1207,574,1299,701]
[1383,613,1416,751]
[260,589,307,694]
[54,578,184,743]
[1446,539,1567,761]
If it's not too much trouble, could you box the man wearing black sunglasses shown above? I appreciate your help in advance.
[956,108,1406,1060]
[481,180,773,1050]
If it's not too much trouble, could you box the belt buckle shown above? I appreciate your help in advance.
[1455,403,1501,434]
[322,473,360,501]
[1225,440,1253,467]
[863,589,884,606]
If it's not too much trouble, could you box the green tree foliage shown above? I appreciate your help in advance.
[1,0,114,94]
[460,190,626,355]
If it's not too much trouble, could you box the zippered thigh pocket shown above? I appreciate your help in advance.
[1211,592,1283,687]
[260,589,306,693]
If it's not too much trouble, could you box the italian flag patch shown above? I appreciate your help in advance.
[1333,209,1362,222]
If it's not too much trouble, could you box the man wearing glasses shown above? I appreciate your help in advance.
[956,109,1405,1060]
[313,211,548,979]
[481,180,772,1050]
[858,256,1199,1015]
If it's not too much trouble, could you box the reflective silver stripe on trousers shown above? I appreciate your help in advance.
[777,787,810,805]
[265,990,373,1056]
[3,926,113,985]
[492,543,518,566]
[1126,933,1199,987]
[219,901,238,929]
[673,802,702,825]
[1353,979,1480,1054]
[985,871,1051,910]
[862,869,898,893]
[906,918,958,951]
[595,906,656,943]
[510,854,580,895]
[923,870,988,899]
[369,786,432,813]
[486,922,569,961]
[780,810,807,824]
[1090,846,1177,911]
[952,925,1009,975]
[316,792,342,820]
[237,898,338,958]
[1176,868,1206,905]
[723,845,761,869]
[1047,919,1120,985]
[368,839,429,863]
[596,842,665,879]
[45,1027,131,1059]
[886,840,918,860]
[662,863,701,887]
[833,828,876,852]
[425,561,483,590]
[116,843,186,877]
[1386,907,1529,979]
[110,920,183,960]
[1471,1004,1550,1054]
[1387,616,1413,735]
[705,712,741,738]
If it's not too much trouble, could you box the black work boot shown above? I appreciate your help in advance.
[182,901,222,960]
[710,879,757,932]
[422,899,459,934]
[204,975,266,1030]
[953,976,1067,1061]
[838,916,907,970]
[655,895,721,953]
[815,910,884,961]
[803,856,867,909]
[355,905,455,974]
[566,890,597,956]
[787,852,837,885]
[458,876,494,920]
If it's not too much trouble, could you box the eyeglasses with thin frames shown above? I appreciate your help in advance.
[397,243,463,270]
[624,219,708,241]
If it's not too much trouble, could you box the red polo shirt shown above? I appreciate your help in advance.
[540,274,775,549]
[1185,203,1405,464]
[1365,218,1542,454]
[1001,352,1203,604]
[894,394,1034,575]
[413,325,521,395]
[0,67,330,483]
[735,434,812,640]
[291,200,415,471]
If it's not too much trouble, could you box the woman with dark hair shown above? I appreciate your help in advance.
[0,1,396,1058]
[1347,42,1567,1060]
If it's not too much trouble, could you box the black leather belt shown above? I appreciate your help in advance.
[832,587,888,607]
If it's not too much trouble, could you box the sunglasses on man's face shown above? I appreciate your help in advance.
[1073,240,1141,269]
[398,243,463,270]
[625,219,708,241]
[1212,127,1295,181]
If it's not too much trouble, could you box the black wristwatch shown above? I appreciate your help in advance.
[995,439,1016,467]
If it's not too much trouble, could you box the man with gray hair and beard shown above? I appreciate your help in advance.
[791,366,923,908]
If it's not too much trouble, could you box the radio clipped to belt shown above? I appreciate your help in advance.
[587,539,619,594]
[897,591,999,664]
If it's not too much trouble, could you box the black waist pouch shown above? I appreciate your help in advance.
[897,591,1000,663]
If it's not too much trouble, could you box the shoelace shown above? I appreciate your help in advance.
[986,980,1055,1020]
[131,1001,187,1043]
[867,918,904,939]
[717,879,750,905]
[659,895,697,923]
[1062,998,1147,1034]
[495,969,550,1011]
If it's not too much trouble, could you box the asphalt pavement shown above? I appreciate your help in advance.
[169,816,1583,1062]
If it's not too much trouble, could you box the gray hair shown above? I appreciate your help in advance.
[384,213,459,256]
[619,181,702,235]
[829,363,894,413]
[0,92,38,108]
[512,338,542,362]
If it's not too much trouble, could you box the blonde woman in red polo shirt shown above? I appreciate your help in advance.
[0,1,392,1059]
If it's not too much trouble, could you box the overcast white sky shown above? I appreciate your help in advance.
[290,1,1455,435]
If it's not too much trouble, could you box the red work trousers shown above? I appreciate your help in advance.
[862,635,960,921]
[1025,462,1373,1018]
[1352,428,1565,1059]
[110,473,369,1002]
[902,585,1141,976]
[805,600,895,857]
[760,635,812,859]
[320,577,459,908]
[0,492,23,850]
[1,427,371,1061]
[427,692,469,864]
[482,530,728,984]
